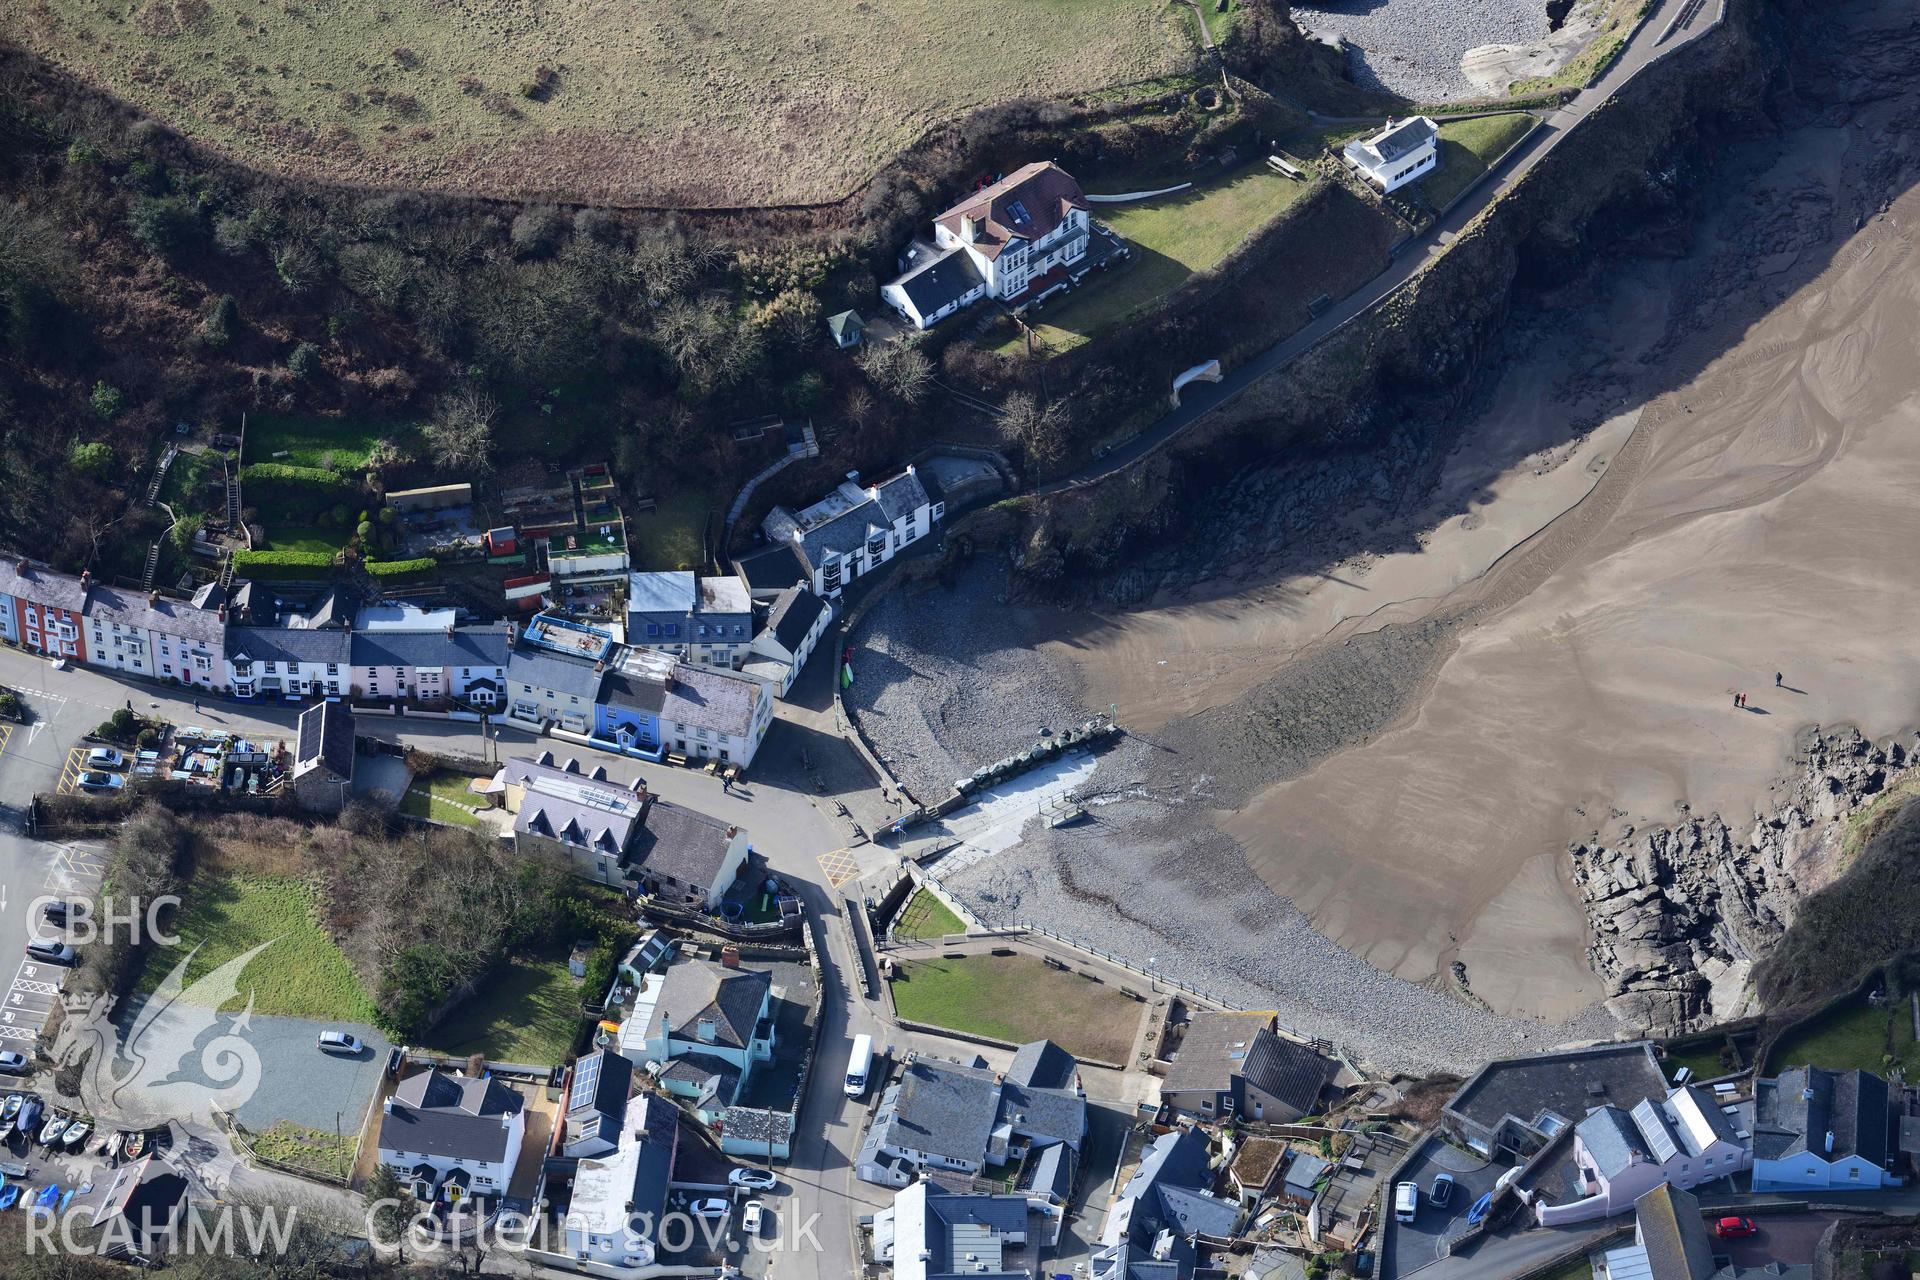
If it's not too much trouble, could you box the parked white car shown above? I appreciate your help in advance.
[728,1168,777,1191]
[85,748,126,770]
[688,1198,730,1219]
[741,1201,765,1236]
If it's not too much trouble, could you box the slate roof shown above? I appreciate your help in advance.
[1578,1104,1654,1180]
[1110,1126,1239,1270]
[651,958,768,1050]
[506,643,606,700]
[1353,116,1438,165]
[631,797,741,890]
[1236,1028,1338,1116]
[0,559,86,612]
[1282,1151,1330,1196]
[294,701,354,780]
[826,310,864,344]
[228,624,352,667]
[765,587,827,657]
[1164,1010,1282,1096]
[351,623,509,671]
[1633,1184,1718,1280]
[881,1058,1003,1165]
[872,469,933,525]
[1445,1041,1668,1137]
[890,247,985,320]
[658,1051,743,1107]
[1002,1078,1086,1149]
[1024,1140,1075,1200]
[734,545,807,592]
[506,755,646,854]
[656,663,761,737]
[379,1069,523,1163]
[91,1155,189,1252]
[83,583,227,647]
[933,162,1089,261]
[1753,1066,1890,1164]
[1008,1039,1077,1091]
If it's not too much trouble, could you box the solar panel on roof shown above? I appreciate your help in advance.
[1006,198,1030,225]
[570,1054,602,1112]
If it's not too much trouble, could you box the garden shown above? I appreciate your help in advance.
[422,950,585,1067]
[891,888,967,943]
[888,952,1140,1063]
[1420,113,1538,211]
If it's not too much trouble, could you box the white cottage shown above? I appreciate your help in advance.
[376,1068,525,1205]
[1343,116,1439,193]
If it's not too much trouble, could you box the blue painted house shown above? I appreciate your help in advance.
[1750,1066,1900,1192]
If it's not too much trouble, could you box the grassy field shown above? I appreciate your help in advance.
[245,416,389,471]
[1771,996,1919,1075]
[889,954,1138,1063]
[248,1120,357,1181]
[893,889,967,942]
[135,871,377,1023]
[21,0,1192,206]
[1421,114,1537,210]
[628,490,712,572]
[1194,0,1240,45]
[424,951,582,1066]
[1007,167,1313,354]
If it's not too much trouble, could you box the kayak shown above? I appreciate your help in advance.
[31,1185,57,1213]
[0,1185,17,1211]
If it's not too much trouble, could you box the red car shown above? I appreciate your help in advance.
[1715,1216,1759,1239]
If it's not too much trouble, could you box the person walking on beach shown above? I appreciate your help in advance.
[1775,671,1783,687]
[1732,691,1740,708]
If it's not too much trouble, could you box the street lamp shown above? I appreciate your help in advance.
[1146,957,1157,995]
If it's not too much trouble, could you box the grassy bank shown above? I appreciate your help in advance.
[893,889,967,942]
[423,950,583,1066]
[1422,114,1537,210]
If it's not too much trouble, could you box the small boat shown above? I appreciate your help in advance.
[56,1189,72,1213]
[31,1185,58,1214]
[0,1185,18,1211]
[103,1132,124,1161]
[14,1101,41,1142]
[38,1116,67,1147]
[123,1131,146,1160]
[60,1121,90,1152]
[0,1096,21,1133]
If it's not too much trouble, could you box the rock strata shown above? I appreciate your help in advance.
[1571,727,1912,1032]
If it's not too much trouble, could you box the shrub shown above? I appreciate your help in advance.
[89,382,125,421]
[0,690,20,722]
[196,294,237,350]
[127,193,203,259]
[239,462,358,514]
[287,341,321,380]
[509,206,567,258]
[366,557,434,580]
[232,548,337,580]
[68,440,114,475]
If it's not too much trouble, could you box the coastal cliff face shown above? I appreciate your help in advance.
[1571,729,1914,1034]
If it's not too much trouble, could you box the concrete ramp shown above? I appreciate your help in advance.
[1171,359,1222,407]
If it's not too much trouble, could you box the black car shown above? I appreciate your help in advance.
[1351,1249,1376,1277]
[41,901,70,925]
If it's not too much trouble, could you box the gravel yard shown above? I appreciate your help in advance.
[1292,0,1550,100]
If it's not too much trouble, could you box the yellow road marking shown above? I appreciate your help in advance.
[56,746,85,795]
[0,724,13,760]
[816,848,861,889]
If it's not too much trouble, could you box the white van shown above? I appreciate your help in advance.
[845,1033,874,1098]
[1394,1181,1419,1223]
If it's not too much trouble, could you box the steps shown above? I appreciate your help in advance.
[140,541,163,590]
[144,445,178,507]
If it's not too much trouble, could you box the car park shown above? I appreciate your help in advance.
[24,941,74,965]
[728,1167,777,1190]
[316,1031,363,1055]
[40,901,70,926]
[85,748,125,770]
[76,771,123,792]
[1716,1217,1759,1239]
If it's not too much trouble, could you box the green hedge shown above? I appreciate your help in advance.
[366,557,434,580]
[240,462,359,515]
[232,549,337,580]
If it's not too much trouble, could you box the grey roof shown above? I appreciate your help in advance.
[600,668,668,716]
[379,1069,523,1163]
[1163,1011,1280,1095]
[656,663,761,737]
[880,1058,1003,1166]
[872,468,933,525]
[891,246,984,319]
[658,1051,742,1106]
[697,575,751,616]
[1007,1039,1076,1091]
[294,701,354,779]
[1753,1066,1890,1164]
[766,587,827,657]
[902,1183,1032,1277]
[1116,1127,1238,1263]
[1236,1028,1337,1116]
[826,310,864,342]
[0,559,86,611]
[651,959,769,1049]
[507,755,646,854]
[569,1049,634,1122]
[1024,1140,1075,1200]
[1282,1152,1330,1193]
[306,586,358,629]
[631,798,741,890]
[628,571,696,615]
[1445,1041,1668,1137]
[1123,1127,1213,1203]
[86,583,226,647]
[506,643,606,700]
[570,1094,675,1236]
[796,501,887,566]
[352,623,509,671]
[1360,115,1438,164]
[1577,1104,1653,1180]
[1633,1183,1718,1280]
[1000,1078,1086,1149]
[228,624,351,667]
[734,545,807,591]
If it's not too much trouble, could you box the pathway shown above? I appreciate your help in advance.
[1035,0,1725,497]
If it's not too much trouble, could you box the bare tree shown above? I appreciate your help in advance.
[424,385,497,473]
[1003,392,1070,473]
[857,340,932,404]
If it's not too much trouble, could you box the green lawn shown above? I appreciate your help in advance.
[401,789,486,829]
[246,415,393,471]
[135,872,376,1022]
[1663,1035,1736,1082]
[261,524,348,555]
[1770,998,1917,1075]
[248,1120,356,1181]
[424,951,583,1066]
[157,448,227,522]
[1532,1256,1595,1280]
[889,954,1138,1063]
[1194,0,1239,45]
[893,889,967,942]
[1004,167,1312,355]
[1421,113,1537,210]
[628,490,712,571]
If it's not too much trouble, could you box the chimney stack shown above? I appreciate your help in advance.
[961,215,976,243]
[725,825,737,840]
[149,590,160,606]
[721,946,740,969]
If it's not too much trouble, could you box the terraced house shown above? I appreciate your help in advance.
[753,466,944,600]
[0,561,226,689]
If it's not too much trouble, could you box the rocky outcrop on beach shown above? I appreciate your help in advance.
[1572,728,1913,1033]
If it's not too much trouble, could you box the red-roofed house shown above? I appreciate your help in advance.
[883,162,1094,329]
